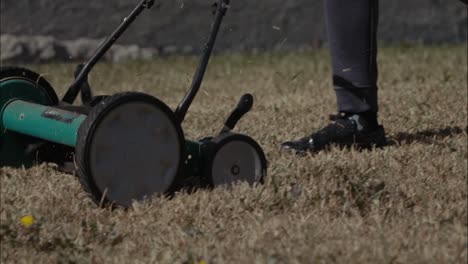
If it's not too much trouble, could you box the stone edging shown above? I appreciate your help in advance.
[0,34,198,63]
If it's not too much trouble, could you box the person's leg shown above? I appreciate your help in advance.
[281,0,385,154]
[326,0,379,121]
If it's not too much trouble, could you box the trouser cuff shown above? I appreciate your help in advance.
[335,87,378,113]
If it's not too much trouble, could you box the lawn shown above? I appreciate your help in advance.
[1,45,467,263]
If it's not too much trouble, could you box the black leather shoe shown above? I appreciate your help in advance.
[280,113,387,155]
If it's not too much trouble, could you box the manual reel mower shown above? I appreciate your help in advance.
[0,0,267,207]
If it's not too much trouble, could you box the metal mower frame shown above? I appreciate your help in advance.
[0,0,267,207]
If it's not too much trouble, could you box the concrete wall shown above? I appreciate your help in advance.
[0,0,466,62]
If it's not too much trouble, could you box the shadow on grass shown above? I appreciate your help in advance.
[387,126,467,146]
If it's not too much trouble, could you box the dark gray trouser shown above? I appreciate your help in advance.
[324,0,379,114]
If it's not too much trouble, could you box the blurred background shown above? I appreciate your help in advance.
[0,0,466,63]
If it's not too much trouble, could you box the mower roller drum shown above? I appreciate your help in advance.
[0,0,267,207]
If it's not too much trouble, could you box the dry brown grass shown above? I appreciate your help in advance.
[1,45,467,263]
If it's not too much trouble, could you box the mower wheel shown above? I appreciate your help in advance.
[0,66,59,105]
[75,92,185,207]
[204,133,267,187]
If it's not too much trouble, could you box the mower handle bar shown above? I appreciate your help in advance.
[175,0,230,123]
[61,0,155,104]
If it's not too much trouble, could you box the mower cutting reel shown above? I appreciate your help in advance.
[0,0,267,207]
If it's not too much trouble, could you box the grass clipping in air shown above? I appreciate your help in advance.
[1,45,467,263]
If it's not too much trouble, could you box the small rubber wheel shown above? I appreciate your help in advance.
[75,92,185,207]
[204,133,267,187]
[0,66,63,167]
